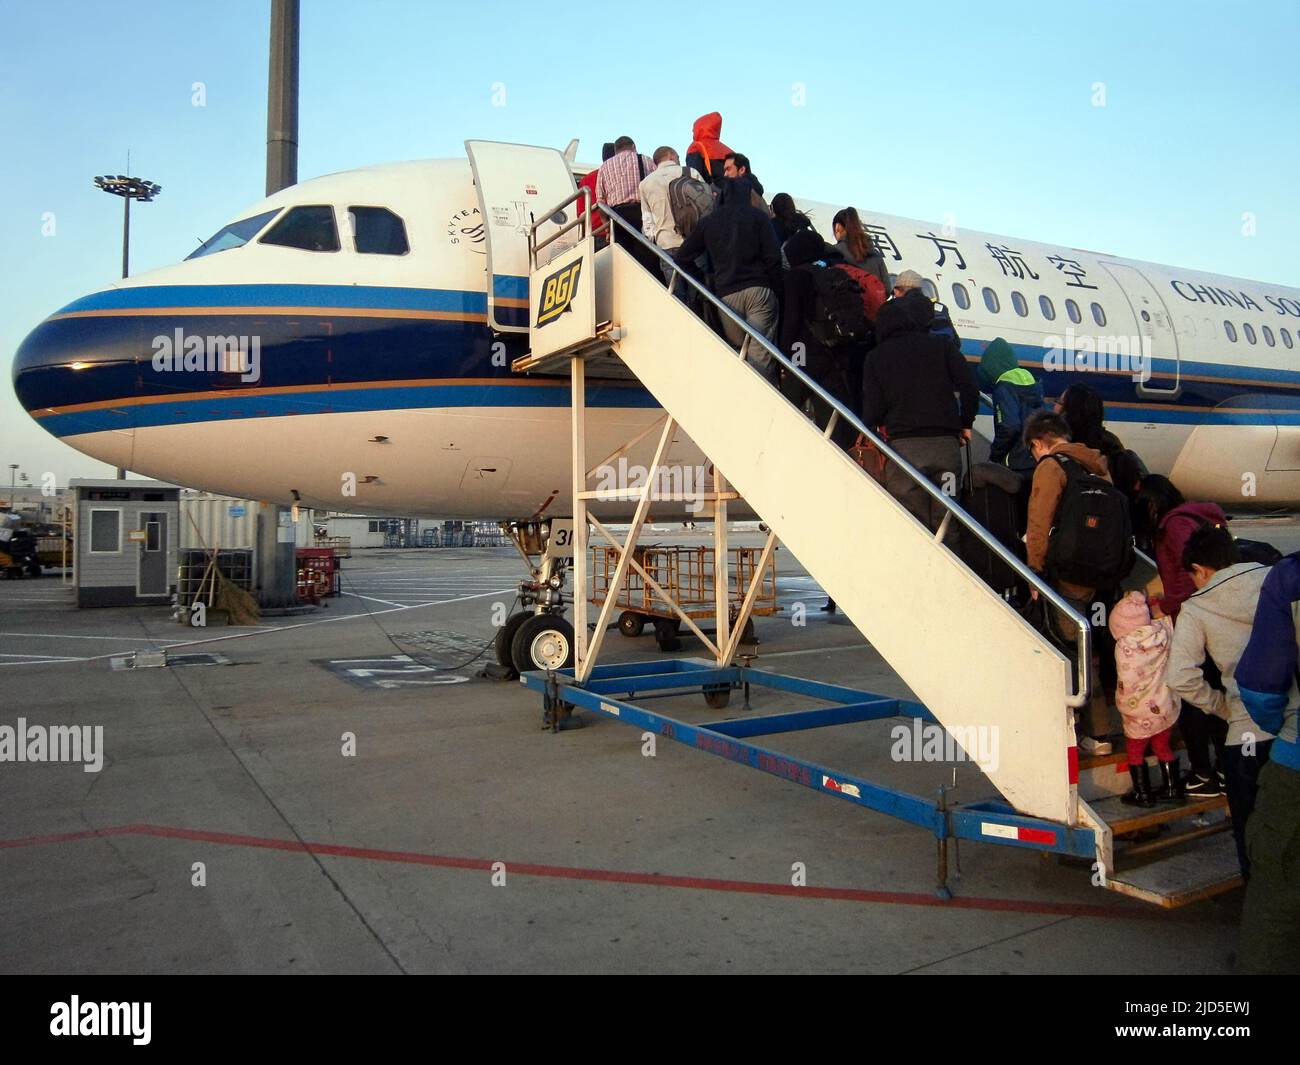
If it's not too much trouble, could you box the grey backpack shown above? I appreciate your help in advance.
[668,167,714,239]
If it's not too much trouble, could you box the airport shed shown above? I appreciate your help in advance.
[70,479,180,607]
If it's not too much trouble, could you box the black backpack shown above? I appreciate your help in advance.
[1188,514,1282,567]
[803,261,873,347]
[1231,538,1282,567]
[1046,455,1135,587]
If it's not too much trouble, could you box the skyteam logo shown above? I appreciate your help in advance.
[536,260,582,327]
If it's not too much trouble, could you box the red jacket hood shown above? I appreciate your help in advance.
[692,112,723,142]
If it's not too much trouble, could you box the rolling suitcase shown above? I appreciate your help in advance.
[957,446,1027,601]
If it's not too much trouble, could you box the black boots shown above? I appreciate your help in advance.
[1156,760,1184,804]
[1122,763,1155,807]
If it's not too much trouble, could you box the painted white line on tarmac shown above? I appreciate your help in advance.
[149,588,514,655]
[757,643,871,660]
[0,589,516,666]
[0,631,187,643]
[341,592,408,607]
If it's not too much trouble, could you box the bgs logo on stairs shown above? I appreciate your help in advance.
[536,260,583,326]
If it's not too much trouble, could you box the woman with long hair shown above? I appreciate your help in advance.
[831,206,888,290]
[770,192,813,248]
[1134,474,1226,620]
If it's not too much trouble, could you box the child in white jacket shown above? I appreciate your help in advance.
[1109,591,1182,807]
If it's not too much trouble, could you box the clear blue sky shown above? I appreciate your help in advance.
[3,0,1298,482]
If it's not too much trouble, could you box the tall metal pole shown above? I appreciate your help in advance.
[266,0,299,196]
[122,195,130,279]
[258,0,302,606]
[116,193,131,480]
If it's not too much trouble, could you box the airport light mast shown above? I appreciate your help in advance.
[93,174,161,279]
[94,174,159,480]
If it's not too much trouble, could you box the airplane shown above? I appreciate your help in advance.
[12,139,1300,668]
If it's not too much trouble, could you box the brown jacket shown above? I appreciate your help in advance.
[1026,441,1112,596]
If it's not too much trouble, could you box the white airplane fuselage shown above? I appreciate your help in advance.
[13,155,1300,516]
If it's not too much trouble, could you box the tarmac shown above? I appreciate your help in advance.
[3,521,1295,974]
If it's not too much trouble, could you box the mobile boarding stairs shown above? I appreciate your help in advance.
[475,142,1239,908]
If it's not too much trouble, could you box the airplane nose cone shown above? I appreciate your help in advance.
[12,299,139,466]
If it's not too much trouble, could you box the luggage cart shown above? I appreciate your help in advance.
[592,544,779,651]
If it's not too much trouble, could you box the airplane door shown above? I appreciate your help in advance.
[465,140,577,334]
[1098,261,1180,398]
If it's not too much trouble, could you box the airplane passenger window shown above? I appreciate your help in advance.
[951,283,971,310]
[1065,299,1082,324]
[1263,326,1276,347]
[1243,323,1257,345]
[1091,303,1106,327]
[1039,295,1055,320]
[349,206,410,255]
[259,205,341,252]
[1224,320,1238,342]
[922,278,938,300]
[1011,291,1028,317]
[186,209,280,259]
[982,287,1000,313]
[1283,329,1294,349]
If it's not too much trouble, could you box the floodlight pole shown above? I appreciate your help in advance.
[121,194,130,278]
[95,174,160,477]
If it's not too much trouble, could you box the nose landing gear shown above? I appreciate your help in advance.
[495,519,577,676]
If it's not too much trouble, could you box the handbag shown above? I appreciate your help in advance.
[850,429,888,484]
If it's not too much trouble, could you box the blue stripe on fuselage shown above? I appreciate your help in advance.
[17,283,1300,438]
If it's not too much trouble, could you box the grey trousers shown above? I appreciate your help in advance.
[720,286,778,367]
[884,435,962,537]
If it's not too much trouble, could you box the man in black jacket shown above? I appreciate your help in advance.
[779,228,856,450]
[674,177,782,376]
[893,269,961,359]
[863,295,979,537]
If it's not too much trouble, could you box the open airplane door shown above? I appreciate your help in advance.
[466,140,578,333]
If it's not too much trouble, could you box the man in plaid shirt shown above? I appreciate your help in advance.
[595,136,656,208]
[594,136,660,275]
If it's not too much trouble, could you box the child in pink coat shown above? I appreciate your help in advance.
[1109,591,1182,807]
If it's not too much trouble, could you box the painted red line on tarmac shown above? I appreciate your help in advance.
[0,825,136,849]
[0,822,1176,921]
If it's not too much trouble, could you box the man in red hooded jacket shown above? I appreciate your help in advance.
[685,112,732,186]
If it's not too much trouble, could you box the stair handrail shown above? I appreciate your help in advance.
[529,194,1092,706]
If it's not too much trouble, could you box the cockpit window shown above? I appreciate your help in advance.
[349,206,409,255]
[259,205,340,252]
[186,209,280,259]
